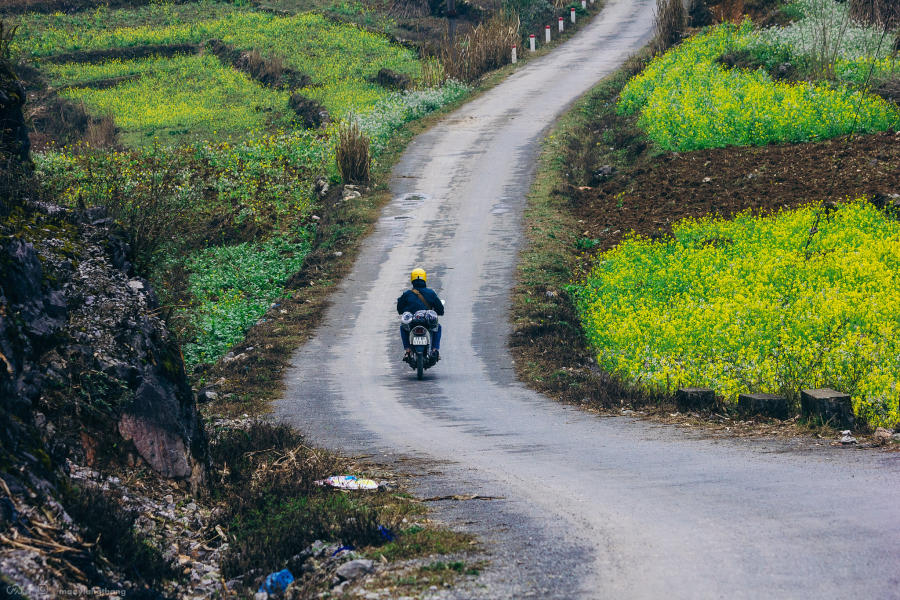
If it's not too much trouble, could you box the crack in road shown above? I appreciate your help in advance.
[277,1,900,597]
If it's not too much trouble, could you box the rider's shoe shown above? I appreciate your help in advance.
[403,349,412,361]
[430,349,440,362]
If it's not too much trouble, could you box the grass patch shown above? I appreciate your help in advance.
[16,11,421,116]
[510,59,657,409]
[182,233,312,369]
[368,527,474,562]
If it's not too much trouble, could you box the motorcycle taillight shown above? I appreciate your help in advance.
[412,326,427,335]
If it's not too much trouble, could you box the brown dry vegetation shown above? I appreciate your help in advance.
[336,119,371,184]
[440,12,520,81]
[849,0,900,30]
[652,0,686,55]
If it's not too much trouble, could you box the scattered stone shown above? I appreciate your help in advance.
[873,427,892,444]
[590,165,616,184]
[892,433,900,442]
[334,251,343,257]
[839,430,857,445]
[223,352,249,364]
[343,188,362,200]
[675,387,716,411]
[198,388,218,402]
[800,388,854,429]
[336,559,374,581]
[332,581,351,594]
[314,177,329,198]
[737,392,791,420]
[126,279,145,292]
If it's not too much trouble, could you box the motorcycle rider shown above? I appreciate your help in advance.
[397,268,444,361]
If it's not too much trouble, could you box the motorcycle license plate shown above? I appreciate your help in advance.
[412,336,428,345]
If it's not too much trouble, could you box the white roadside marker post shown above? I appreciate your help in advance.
[570,7,576,23]
[581,0,586,8]
[511,45,517,63]
[558,16,564,32]
[529,33,536,52]
[545,24,551,43]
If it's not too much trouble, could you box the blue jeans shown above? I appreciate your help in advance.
[401,324,441,350]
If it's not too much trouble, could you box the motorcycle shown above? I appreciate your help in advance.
[401,309,440,380]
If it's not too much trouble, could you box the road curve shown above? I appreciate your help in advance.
[277,1,900,597]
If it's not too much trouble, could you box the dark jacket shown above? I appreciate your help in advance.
[397,280,444,315]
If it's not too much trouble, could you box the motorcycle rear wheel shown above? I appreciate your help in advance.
[416,351,424,380]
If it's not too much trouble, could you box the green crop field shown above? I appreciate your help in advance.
[618,7,899,151]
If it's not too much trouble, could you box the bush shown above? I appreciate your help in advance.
[336,118,370,184]
[571,200,900,429]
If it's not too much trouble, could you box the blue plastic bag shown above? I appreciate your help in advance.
[258,569,294,595]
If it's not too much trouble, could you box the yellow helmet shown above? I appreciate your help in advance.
[411,268,426,284]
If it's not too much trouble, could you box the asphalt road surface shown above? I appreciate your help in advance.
[277,1,900,597]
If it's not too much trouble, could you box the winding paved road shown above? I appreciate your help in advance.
[277,1,900,597]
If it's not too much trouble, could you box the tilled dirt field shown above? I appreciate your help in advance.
[569,130,900,254]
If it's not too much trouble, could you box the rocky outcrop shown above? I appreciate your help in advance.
[1,206,207,486]
[0,52,206,486]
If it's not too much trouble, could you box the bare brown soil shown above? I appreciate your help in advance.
[44,43,198,64]
[569,130,900,254]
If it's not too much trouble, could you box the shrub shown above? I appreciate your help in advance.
[571,200,900,429]
[336,118,370,184]
[419,57,447,88]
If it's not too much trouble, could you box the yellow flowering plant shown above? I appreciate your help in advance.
[571,201,900,429]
